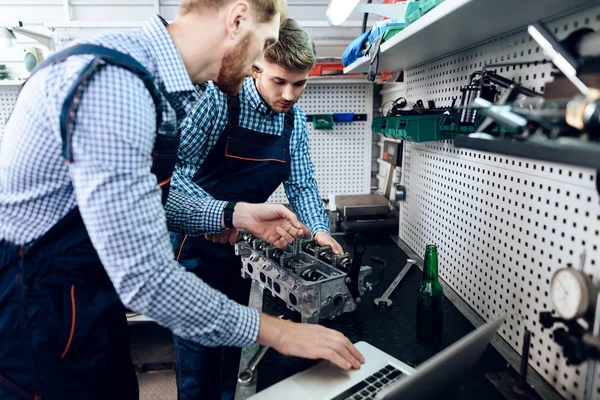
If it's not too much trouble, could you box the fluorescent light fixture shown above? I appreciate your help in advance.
[0,22,55,50]
[0,28,16,48]
[528,23,588,96]
[326,0,361,26]
[12,26,55,51]
[326,0,408,26]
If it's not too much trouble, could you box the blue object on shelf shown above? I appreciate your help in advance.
[342,31,370,67]
[366,22,405,48]
[333,113,355,122]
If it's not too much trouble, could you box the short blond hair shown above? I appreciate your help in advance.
[179,0,287,23]
[265,19,316,71]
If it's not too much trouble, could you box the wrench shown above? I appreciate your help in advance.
[238,315,284,385]
[373,259,415,308]
[237,344,270,386]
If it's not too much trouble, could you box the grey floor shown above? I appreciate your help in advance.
[138,371,177,399]
[130,323,178,399]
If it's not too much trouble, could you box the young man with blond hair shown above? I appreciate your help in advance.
[170,18,347,400]
[0,1,363,398]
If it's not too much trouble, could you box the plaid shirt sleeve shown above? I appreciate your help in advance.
[166,84,229,235]
[284,109,331,235]
[68,66,258,347]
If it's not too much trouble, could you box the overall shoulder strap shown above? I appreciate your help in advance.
[28,44,163,161]
[282,109,295,139]
[226,95,241,126]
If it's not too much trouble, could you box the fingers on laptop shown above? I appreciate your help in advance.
[293,324,364,370]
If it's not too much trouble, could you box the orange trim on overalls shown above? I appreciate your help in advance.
[176,235,188,261]
[224,142,286,163]
[60,285,76,359]
[157,177,172,187]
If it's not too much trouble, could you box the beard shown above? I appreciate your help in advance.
[215,33,253,96]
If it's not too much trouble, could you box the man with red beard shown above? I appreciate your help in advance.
[0,1,363,399]
[169,19,345,400]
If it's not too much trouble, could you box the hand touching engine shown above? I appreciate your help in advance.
[205,228,240,245]
[229,203,310,248]
[314,231,344,255]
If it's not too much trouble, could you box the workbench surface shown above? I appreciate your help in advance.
[237,234,510,400]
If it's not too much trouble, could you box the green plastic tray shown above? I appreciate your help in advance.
[405,2,421,25]
[313,114,334,130]
[373,114,454,142]
[438,113,519,134]
[420,0,444,15]
[383,26,404,42]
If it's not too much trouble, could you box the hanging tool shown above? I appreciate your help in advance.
[345,233,367,302]
[373,259,415,308]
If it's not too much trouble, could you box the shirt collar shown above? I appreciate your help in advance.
[142,15,195,94]
[242,77,275,117]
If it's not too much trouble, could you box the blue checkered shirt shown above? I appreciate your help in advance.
[0,15,259,348]
[168,77,330,236]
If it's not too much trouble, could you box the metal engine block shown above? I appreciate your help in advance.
[235,234,372,323]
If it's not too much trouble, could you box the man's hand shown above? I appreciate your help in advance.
[257,313,364,370]
[231,203,310,248]
[314,231,344,255]
[205,228,240,245]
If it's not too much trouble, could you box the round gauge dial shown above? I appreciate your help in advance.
[550,268,593,320]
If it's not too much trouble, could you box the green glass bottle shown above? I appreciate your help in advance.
[416,244,444,343]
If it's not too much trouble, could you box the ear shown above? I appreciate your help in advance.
[225,1,251,40]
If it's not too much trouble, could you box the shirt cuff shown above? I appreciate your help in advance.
[310,223,330,237]
[226,304,261,347]
[201,199,228,234]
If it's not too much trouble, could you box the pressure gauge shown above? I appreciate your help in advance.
[550,268,596,321]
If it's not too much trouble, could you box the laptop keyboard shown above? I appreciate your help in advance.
[330,364,405,400]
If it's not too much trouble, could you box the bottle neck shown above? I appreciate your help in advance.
[423,251,439,282]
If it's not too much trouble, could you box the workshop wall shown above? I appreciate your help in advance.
[267,81,375,204]
[397,5,600,399]
[0,2,380,202]
[376,83,405,198]
[0,0,381,79]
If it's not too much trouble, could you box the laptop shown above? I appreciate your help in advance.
[248,317,504,400]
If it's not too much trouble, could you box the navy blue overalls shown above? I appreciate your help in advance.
[0,44,178,400]
[171,95,294,400]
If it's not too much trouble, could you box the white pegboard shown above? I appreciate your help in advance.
[268,83,374,204]
[0,86,19,140]
[405,7,600,106]
[401,142,599,399]
[1,81,373,204]
[398,4,600,400]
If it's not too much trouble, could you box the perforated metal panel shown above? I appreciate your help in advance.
[268,83,374,204]
[398,4,600,400]
[405,7,600,106]
[1,82,374,204]
[0,86,19,140]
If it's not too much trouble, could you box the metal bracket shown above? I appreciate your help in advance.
[346,233,367,301]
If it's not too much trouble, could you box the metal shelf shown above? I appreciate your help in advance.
[307,76,371,84]
[454,134,600,170]
[0,80,24,86]
[344,0,598,74]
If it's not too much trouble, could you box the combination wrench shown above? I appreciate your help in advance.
[373,259,416,308]
[237,344,270,386]
[237,316,284,385]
